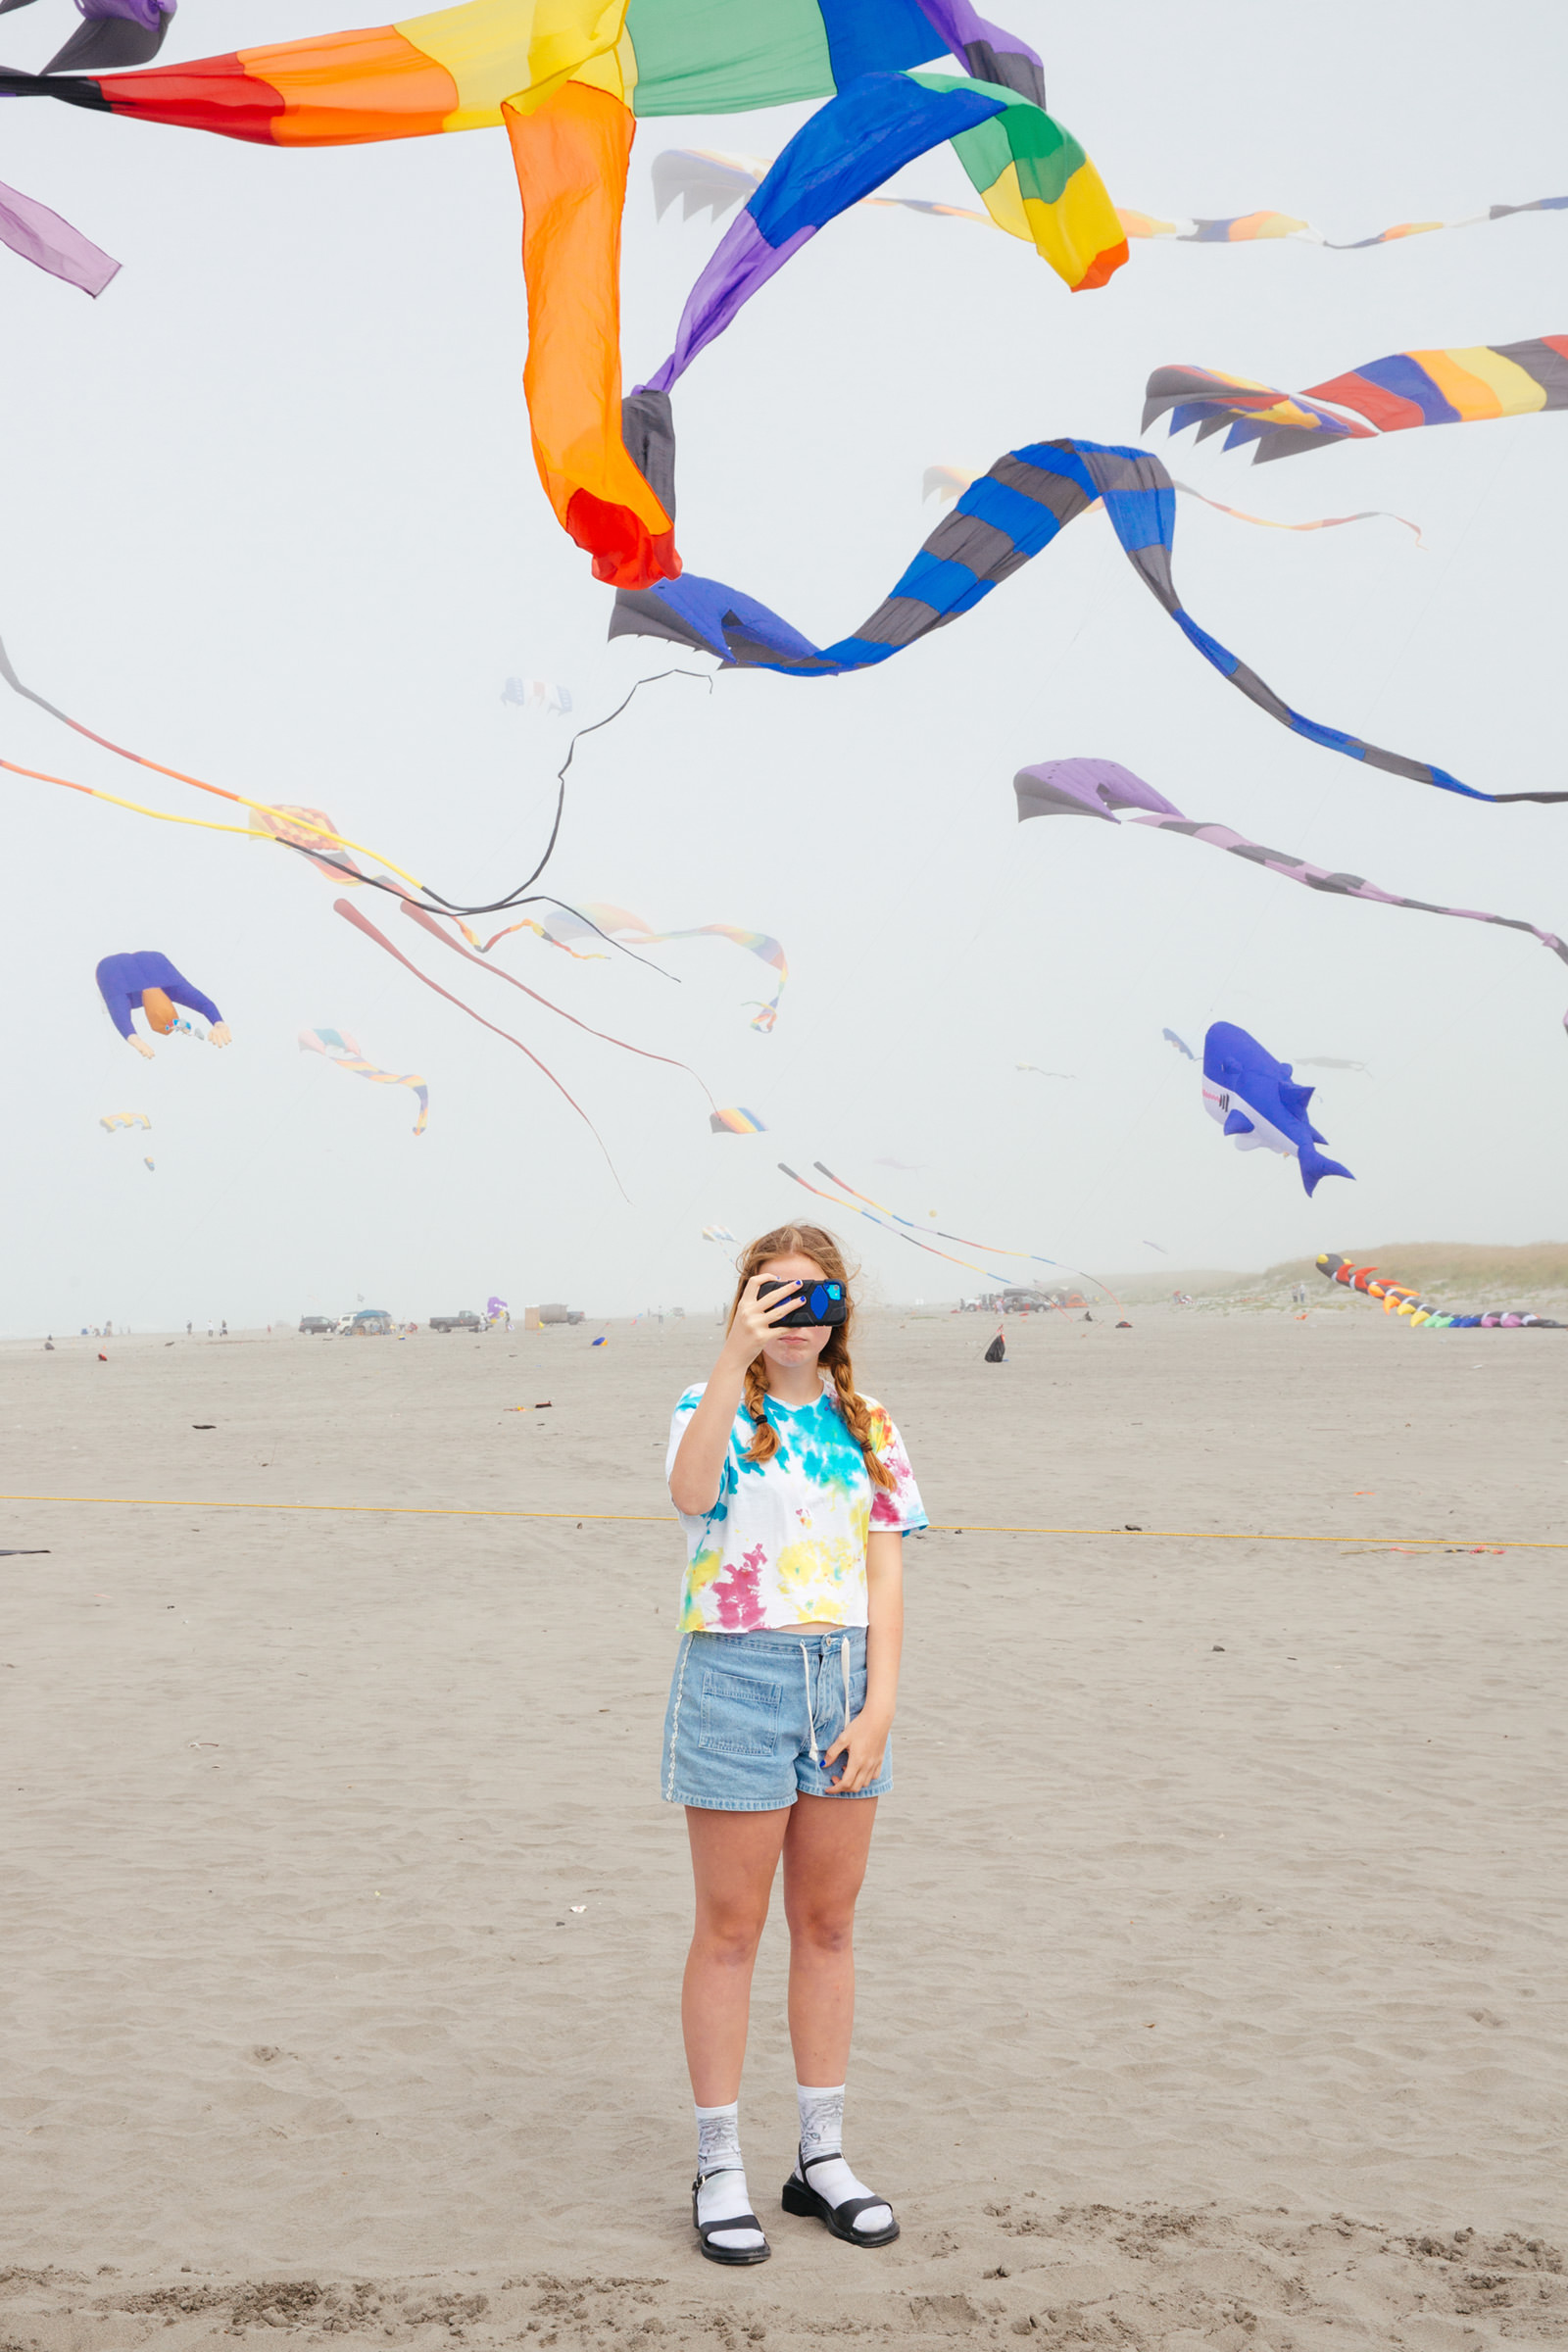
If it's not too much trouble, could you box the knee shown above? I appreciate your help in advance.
[788,1904,856,1958]
[695,1908,767,1971]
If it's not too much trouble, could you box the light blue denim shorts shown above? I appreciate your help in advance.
[662,1624,892,1811]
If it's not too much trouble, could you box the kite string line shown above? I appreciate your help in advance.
[814,1159,1122,1308]
[0,637,714,922]
[0,1491,1547,1545]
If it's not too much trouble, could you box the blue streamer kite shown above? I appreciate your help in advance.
[612,440,1565,808]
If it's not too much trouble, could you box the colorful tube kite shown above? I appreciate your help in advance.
[298,1027,429,1135]
[641,68,1123,413]
[0,3,1120,590]
[1014,759,1568,1021]
[1317,1252,1563,1330]
[612,438,1567,807]
[1145,338,1568,463]
[463,902,788,1030]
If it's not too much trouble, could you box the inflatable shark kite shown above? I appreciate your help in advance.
[1201,1022,1353,1197]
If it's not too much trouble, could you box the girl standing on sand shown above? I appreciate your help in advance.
[663,1225,927,2267]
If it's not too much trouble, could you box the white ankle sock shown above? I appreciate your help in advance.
[694,2099,764,2253]
[793,2081,892,2234]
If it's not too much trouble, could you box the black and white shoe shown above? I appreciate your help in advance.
[692,2166,771,2266]
[781,2145,900,2247]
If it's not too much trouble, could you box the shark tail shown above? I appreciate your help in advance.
[1298,1141,1354,1197]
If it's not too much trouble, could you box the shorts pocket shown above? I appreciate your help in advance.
[699,1668,782,1758]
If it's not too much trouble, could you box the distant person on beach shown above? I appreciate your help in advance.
[665,1224,927,2268]
[93,951,230,1060]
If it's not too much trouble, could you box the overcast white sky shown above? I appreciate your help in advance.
[1,0,1564,1331]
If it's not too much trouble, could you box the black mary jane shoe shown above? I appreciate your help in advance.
[692,2167,771,2266]
[780,2146,900,2247]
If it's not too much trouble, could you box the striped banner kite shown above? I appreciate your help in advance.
[298,1027,429,1136]
[1145,338,1568,462]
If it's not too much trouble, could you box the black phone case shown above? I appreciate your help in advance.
[759,1276,849,1328]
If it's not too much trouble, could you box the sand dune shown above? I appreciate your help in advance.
[2,1307,1563,2348]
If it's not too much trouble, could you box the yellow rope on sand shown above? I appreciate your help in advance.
[0,1494,1549,1547]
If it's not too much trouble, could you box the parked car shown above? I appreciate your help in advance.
[298,1315,333,1335]
[537,1302,585,1326]
[429,1309,484,1332]
[338,1308,395,1336]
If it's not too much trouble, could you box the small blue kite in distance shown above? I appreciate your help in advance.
[1201,1021,1354,1198]
[1162,1027,1195,1059]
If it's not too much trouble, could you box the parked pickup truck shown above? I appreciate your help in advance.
[429,1308,484,1332]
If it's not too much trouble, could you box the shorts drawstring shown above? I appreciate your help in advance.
[803,1637,852,1768]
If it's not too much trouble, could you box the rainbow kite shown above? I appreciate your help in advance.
[0,4,1122,591]
[298,1027,429,1135]
[1145,338,1568,462]
[1317,1253,1563,1331]
[710,1107,765,1135]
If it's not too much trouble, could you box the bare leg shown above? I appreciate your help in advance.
[782,1793,878,2085]
[682,1805,791,2103]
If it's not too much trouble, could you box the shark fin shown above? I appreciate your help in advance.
[1222,1107,1255,1136]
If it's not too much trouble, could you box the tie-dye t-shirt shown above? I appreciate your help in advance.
[666,1379,927,1633]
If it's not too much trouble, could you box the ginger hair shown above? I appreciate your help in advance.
[728,1224,895,1492]
[141,985,177,1035]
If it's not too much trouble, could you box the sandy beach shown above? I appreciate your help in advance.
[3,1304,1564,2349]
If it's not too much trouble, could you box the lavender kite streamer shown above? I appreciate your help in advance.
[0,176,119,294]
[1014,757,1568,1023]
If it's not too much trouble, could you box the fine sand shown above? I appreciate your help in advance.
[2,1306,1564,2350]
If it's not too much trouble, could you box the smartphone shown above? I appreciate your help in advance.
[759,1276,849,1328]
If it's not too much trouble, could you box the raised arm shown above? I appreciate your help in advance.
[668,1275,804,1516]
[94,957,136,1040]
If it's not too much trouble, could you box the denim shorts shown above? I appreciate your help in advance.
[662,1624,892,1811]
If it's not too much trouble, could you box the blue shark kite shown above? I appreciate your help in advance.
[612,441,1568,808]
[1201,1022,1353,1198]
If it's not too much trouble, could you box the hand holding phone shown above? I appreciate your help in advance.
[758,1276,848,1329]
